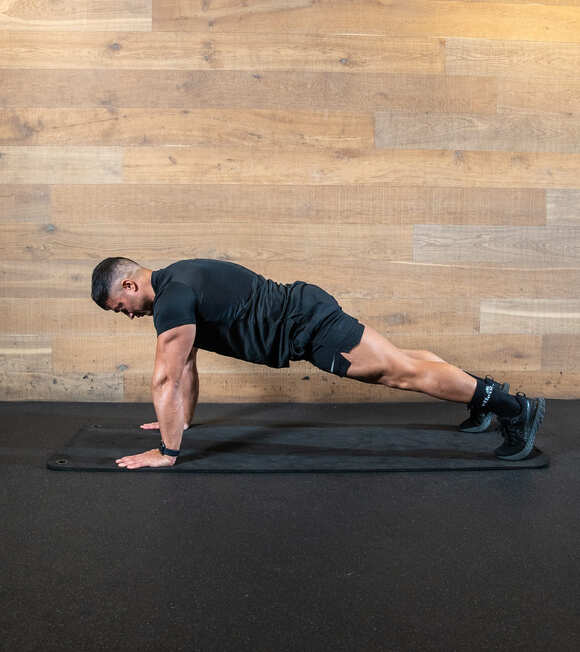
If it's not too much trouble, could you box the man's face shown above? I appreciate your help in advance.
[106,280,152,320]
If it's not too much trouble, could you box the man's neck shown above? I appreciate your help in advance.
[139,268,155,305]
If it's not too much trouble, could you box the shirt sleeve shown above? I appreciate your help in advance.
[153,282,198,337]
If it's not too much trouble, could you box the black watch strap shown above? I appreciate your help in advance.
[159,441,180,457]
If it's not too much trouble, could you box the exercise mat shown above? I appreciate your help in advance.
[47,423,549,472]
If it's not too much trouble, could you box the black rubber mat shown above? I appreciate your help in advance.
[47,423,549,472]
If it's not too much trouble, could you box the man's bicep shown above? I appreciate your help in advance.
[152,323,197,385]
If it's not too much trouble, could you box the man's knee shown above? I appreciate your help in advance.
[381,355,421,390]
[401,348,446,363]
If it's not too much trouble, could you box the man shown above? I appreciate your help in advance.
[91,257,546,470]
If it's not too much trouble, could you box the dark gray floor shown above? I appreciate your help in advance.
[1,399,578,652]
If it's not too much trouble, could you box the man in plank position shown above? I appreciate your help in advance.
[91,257,546,470]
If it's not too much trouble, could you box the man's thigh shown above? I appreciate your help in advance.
[340,323,417,384]
[304,308,365,378]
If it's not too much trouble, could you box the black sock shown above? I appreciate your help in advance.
[466,374,522,418]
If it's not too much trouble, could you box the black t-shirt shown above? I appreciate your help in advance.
[151,259,335,368]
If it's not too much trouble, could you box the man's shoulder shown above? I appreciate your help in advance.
[155,280,196,300]
[153,282,198,335]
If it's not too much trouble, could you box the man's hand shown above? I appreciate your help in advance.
[116,448,177,469]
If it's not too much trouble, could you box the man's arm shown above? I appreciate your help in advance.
[181,347,199,428]
[139,346,199,430]
[116,323,196,469]
[151,323,197,451]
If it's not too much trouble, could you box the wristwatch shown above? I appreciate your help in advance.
[159,440,180,457]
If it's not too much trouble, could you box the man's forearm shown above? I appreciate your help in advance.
[152,382,186,451]
[181,366,199,427]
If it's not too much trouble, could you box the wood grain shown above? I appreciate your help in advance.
[1,2,579,402]
[0,69,497,114]
[0,0,150,31]
[0,147,122,184]
[446,38,580,79]
[0,32,444,73]
[498,78,580,116]
[154,0,580,44]
[542,334,580,370]
[375,110,580,153]
[414,225,580,267]
[0,335,51,373]
[0,108,374,149]
[0,372,123,401]
[0,185,50,222]
[51,185,545,226]
[123,147,580,188]
[546,190,580,224]
[480,299,580,334]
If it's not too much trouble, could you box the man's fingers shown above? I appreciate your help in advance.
[116,455,139,468]
[140,422,189,430]
[117,461,141,469]
[115,449,167,469]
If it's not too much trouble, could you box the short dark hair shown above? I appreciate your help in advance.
[91,257,141,310]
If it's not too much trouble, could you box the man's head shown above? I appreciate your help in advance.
[91,257,155,319]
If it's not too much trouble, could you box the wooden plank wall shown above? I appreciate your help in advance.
[1,0,579,403]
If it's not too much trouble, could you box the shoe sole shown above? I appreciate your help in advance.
[495,397,546,461]
[459,411,493,433]
[459,382,510,433]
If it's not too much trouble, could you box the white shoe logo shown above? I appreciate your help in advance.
[481,384,494,407]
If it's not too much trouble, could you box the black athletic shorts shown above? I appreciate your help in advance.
[291,284,365,378]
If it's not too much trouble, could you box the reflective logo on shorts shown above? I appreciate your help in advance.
[330,355,335,373]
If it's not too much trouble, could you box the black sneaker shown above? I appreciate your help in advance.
[495,392,546,461]
[459,377,510,433]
